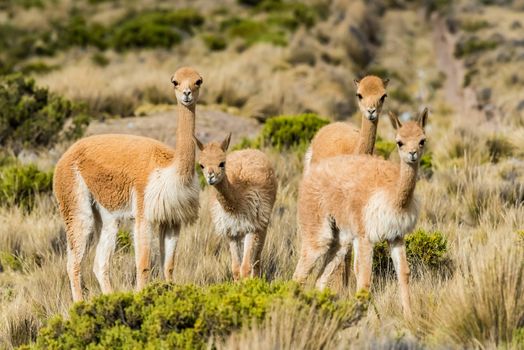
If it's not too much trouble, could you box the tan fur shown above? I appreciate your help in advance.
[294,108,429,317]
[307,75,388,169]
[54,67,203,301]
[196,135,277,280]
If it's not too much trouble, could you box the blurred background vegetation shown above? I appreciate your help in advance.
[0,0,523,349]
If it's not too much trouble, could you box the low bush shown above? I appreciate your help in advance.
[24,279,369,349]
[454,37,498,58]
[0,163,53,211]
[111,9,204,50]
[460,19,490,32]
[374,137,396,159]
[256,114,329,151]
[373,229,451,276]
[486,135,514,163]
[0,74,90,149]
[221,18,287,46]
[202,34,227,51]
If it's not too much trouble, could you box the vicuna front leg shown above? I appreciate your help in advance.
[159,224,180,282]
[241,230,266,278]
[356,238,373,292]
[66,223,91,302]
[229,239,242,280]
[134,219,153,290]
[93,213,118,294]
[389,238,411,316]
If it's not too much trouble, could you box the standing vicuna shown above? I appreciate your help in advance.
[195,134,277,280]
[54,67,203,301]
[304,75,389,290]
[294,108,429,316]
[304,75,389,173]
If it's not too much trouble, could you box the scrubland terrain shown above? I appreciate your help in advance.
[0,0,523,348]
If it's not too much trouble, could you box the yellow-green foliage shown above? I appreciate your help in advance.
[116,229,132,253]
[234,114,329,152]
[221,18,287,46]
[460,19,490,32]
[374,136,396,159]
[25,280,368,350]
[0,163,53,211]
[0,75,89,149]
[454,37,498,58]
[373,229,450,275]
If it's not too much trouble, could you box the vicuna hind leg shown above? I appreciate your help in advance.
[356,237,374,292]
[93,209,118,294]
[316,231,352,290]
[159,224,180,282]
[293,220,332,284]
[389,238,411,316]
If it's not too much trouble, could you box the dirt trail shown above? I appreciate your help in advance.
[431,15,482,121]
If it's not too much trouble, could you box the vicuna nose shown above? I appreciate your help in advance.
[368,108,376,113]
[409,151,417,158]
[183,90,191,97]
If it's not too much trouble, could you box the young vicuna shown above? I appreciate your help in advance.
[195,134,277,280]
[294,108,429,315]
[54,67,203,301]
[304,75,389,173]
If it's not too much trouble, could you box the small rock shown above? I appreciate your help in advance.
[517,100,524,111]
[497,51,512,63]
[511,21,522,30]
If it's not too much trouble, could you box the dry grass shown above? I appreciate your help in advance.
[1,1,524,349]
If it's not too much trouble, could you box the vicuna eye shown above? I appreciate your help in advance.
[380,94,387,102]
[219,161,225,168]
[396,140,403,147]
[199,164,204,169]
[419,139,426,147]
[172,80,179,87]
[195,79,203,86]
[356,93,363,100]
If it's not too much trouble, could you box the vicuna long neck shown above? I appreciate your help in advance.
[174,103,196,182]
[356,117,378,154]
[214,175,239,212]
[393,161,418,209]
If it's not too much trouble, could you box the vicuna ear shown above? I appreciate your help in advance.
[382,78,390,87]
[193,135,204,151]
[221,133,232,151]
[417,108,429,129]
[353,79,360,88]
[388,111,402,130]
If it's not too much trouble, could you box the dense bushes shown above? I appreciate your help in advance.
[24,280,369,349]
[0,162,53,211]
[373,229,451,275]
[454,36,498,58]
[237,114,329,151]
[0,75,89,149]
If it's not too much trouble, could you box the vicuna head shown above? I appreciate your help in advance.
[354,75,389,121]
[194,133,232,185]
[171,67,203,107]
[389,108,428,164]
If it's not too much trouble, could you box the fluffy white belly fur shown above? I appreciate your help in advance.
[363,191,419,243]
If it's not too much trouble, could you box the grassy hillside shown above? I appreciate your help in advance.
[0,0,523,349]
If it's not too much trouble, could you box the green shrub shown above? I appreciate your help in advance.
[460,19,490,32]
[237,0,264,6]
[221,18,287,46]
[0,251,23,271]
[260,1,318,28]
[202,34,227,51]
[111,9,204,50]
[373,229,450,275]
[259,114,329,151]
[0,75,90,149]
[54,15,108,50]
[26,279,368,349]
[116,229,133,253]
[374,137,396,159]
[454,37,498,58]
[0,163,53,211]
[390,88,413,104]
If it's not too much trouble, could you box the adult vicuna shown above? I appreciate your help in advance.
[304,75,389,290]
[304,75,389,173]
[54,67,203,301]
[294,108,429,316]
[195,134,277,280]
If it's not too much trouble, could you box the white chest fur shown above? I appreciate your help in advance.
[144,164,200,225]
[363,191,419,243]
